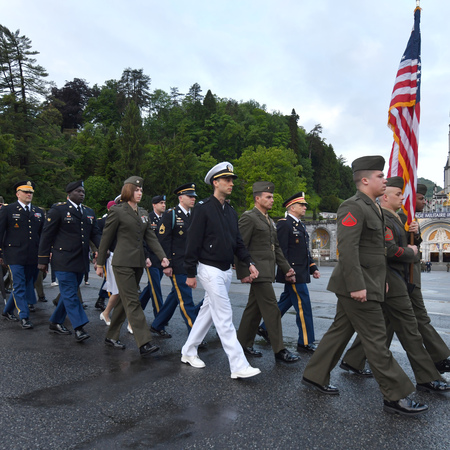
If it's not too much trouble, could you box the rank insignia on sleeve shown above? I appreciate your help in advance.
[159,224,166,234]
[342,212,357,227]
[385,228,394,241]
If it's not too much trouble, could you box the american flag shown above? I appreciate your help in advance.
[387,6,421,228]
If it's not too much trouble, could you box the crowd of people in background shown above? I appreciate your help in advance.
[1,158,450,417]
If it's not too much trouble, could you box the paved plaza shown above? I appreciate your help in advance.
[1,266,449,449]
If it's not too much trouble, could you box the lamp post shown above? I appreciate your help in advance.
[315,238,321,267]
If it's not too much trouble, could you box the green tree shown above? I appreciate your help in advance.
[0,25,48,115]
[118,68,151,111]
[234,145,306,216]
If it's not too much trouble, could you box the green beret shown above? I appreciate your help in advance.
[252,181,274,194]
[417,184,427,196]
[124,176,143,187]
[386,176,404,189]
[351,155,385,173]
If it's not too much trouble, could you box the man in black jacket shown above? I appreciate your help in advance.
[181,162,261,379]
[38,181,101,342]
[1,181,44,328]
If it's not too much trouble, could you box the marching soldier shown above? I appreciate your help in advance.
[38,181,102,341]
[1,181,44,328]
[236,182,299,363]
[258,192,320,353]
[302,156,428,417]
[150,183,202,337]
[96,176,170,357]
[181,162,261,379]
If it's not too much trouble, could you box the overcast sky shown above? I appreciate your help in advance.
[3,0,450,186]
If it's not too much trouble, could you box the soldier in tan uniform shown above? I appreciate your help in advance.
[302,156,428,417]
[96,176,170,357]
[236,181,299,363]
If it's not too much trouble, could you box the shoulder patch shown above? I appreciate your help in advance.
[342,212,357,227]
[385,227,394,241]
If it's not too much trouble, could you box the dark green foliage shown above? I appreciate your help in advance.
[0,25,355,217]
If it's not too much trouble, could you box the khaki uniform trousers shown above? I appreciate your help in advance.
[303,295,414,401]
[237,282,284,354]
[106,266,152,348]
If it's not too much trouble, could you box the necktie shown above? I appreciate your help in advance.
[187,212,190,218]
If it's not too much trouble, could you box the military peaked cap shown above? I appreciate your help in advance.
[283,192,308,208]
[174,183,197,197]
[14,180,35,193]
[204,161,237,185]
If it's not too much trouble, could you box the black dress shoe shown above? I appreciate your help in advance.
[105,338,126,349]
[244,346,263,357]
[302,377,339,395]
[94,297,106,311]
[21,318,33,329]
[435,358,450,374]
[2,311,19,322]
[49,322,72,335]
[416,380,450,393]
[139,342,160,357]
[256,326,271,344]
[52,298,59,307]
[74,328,90,342]
[383,397,428,416]
[297,343,317,354]
[38,296,47,302]
[340,361,373,378]
[150,326,172,338]
[275,348,300,363]
[28,304,36,312]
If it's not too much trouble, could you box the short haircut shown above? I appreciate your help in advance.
[253,191,263,201]
[121,183,139,202]
[353,170,374,187]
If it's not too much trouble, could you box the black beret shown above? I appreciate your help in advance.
[386,176,404,189]
[174,183,197,197]
[14,180,35,192]
[152,195,166,204]
[65,180,84,193]
[351,156,385,173]
[417,184,427,196]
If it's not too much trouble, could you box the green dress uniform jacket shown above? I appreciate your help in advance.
[303,190,415,401]
[235,208,291,281]
[236,207,291,354]
[97,203,166,268]
[327,191,387,301]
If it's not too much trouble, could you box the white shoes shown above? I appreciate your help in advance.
[51,281,59,287]
[99,312,110,326]
[230,365,261,379]
[181,354,206,369]
[127,323,133,334]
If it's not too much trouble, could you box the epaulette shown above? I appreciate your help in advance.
[277,218,287,222]
[198,197,210,205]
[54,202,67,206]
[167,207,174,212]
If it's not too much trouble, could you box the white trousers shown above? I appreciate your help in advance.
[181,263,249,373]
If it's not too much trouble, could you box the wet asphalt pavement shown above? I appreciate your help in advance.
[1,267,449,449]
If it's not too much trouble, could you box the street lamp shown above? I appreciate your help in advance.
[316,238,321,267]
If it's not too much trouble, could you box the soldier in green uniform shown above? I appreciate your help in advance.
[302,156,428,416]
[342,182,450,379]
[236,181,299,363]
[96,176,170,357]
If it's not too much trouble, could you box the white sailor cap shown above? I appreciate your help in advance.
[204,161,238,185]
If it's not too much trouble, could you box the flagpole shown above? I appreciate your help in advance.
[416,0,420,7]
